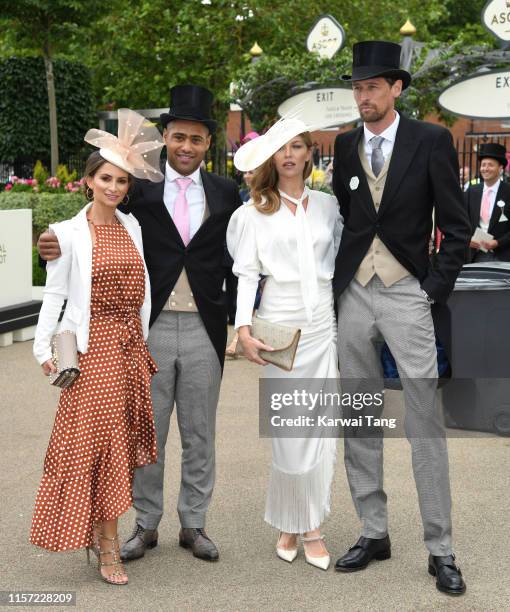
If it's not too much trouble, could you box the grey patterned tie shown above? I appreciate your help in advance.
[370,136,385,177]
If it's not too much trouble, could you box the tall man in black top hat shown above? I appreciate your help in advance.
[38,85,242,562]
[332,41,471,595]
[466,142,510,262]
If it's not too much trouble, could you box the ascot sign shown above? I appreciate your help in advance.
[482,0,510,41]
[278,88,359,127]
[306,14,345,59]
[438,69,510,119]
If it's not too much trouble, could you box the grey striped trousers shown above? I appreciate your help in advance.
[337,275,453,556]
[132,311,221,529]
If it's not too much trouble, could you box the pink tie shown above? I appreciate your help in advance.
[480,188,492,225]
[174,177,193,245]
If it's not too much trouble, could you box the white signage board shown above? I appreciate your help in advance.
[306,15,345,59]
[482,0,510,42]
[278,88,359,128]
[0,209,32,308]
[438,70,510,119]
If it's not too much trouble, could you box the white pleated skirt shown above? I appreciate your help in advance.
[257,278,338,534]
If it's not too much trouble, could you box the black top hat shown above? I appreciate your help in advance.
[478,142,508,167]
[160,84,217,134]
[342,41,411,90]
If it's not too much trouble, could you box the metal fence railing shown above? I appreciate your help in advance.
[1,134,509,186]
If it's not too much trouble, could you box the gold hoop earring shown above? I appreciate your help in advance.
[86,187,94,201]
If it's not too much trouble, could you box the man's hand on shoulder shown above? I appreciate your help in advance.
[38,231,61,261]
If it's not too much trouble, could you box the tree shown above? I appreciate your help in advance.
[234,1,504,129]
[81,0,449,169]
[0,0,105,174]
[1,0,495,169]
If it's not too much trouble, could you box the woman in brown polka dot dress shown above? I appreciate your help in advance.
[32,114,165,585]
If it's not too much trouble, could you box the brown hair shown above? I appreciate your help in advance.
[250,132,313,215]
[83,150,133,194]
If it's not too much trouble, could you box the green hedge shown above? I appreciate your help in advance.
[0,192,85,238]
[32,246,46,286]
[0,56,94,161]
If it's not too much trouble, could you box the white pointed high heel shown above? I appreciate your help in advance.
[302,535,330,571]
[276,533,298,563]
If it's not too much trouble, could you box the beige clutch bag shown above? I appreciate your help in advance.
[236,317,301,371]
[49,330,81,388]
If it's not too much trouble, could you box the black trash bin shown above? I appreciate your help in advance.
[442,262,510,436]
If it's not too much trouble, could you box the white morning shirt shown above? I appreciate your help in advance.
[479,180,501,231]
[363,111,400,167]
[163,162,205,240]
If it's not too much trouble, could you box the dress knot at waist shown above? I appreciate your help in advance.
[92,311,143,351]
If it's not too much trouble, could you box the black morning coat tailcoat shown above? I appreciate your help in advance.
[120,166,242,370]
[332,114,472,359]
[465,180,510,262]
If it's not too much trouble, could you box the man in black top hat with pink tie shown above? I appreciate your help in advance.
[465,142,510,262]
[121,85,242,562]
[332,41,471,595]
[38,84,242,562]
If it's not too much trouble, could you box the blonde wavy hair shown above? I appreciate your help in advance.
[250,132,313,215]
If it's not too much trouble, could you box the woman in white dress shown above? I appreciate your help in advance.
[227,116,343,570]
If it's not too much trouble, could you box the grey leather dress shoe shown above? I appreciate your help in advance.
[120,523,158,561]
[179,528,219,561]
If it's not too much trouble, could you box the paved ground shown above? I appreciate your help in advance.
[1,334,509,612]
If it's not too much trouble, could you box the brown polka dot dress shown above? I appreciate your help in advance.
[30,223,158,552]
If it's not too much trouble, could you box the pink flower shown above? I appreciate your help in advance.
[5,183,12,191]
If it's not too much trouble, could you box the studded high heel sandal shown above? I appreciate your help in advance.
[88,532,128,585]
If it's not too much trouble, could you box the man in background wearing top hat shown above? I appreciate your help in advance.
[465,142,510,262]
[38,85,242,562]
[332,41,471,595]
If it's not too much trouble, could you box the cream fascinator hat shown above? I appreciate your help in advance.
[84,109,164,182]
[233,105,324,172]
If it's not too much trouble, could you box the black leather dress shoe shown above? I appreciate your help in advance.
[428,554,466,595]
[335,535,391,572]
[179,528,219,561]
[120,523,158,561]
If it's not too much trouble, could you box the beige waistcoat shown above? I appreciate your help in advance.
[162,199,210,312]
[355,140,410,287]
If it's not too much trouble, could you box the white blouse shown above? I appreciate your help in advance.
[226,189,343,328]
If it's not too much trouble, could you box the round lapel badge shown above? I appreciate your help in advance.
[349,176,359,191]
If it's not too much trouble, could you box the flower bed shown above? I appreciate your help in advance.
[0,161,86,239]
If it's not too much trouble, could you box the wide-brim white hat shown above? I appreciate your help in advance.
[234,106,324,172]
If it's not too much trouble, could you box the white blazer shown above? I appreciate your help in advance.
[33,203,151,365]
